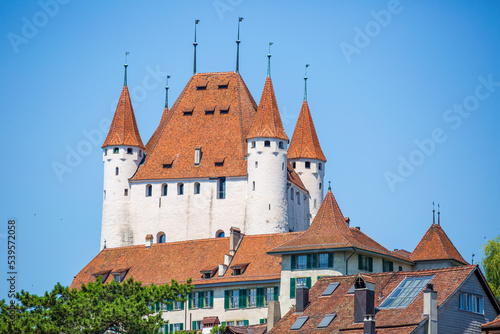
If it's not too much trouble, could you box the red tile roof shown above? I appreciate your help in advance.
[247,77,288,141]
[102,86,145,149]
[226,324,267,334]
[269,190,411,262]
[288,100,326,162]
[410,223,468,265]
[269,266,480,334]
[145,107,170,153]
[132,72,258,180]
[287,161,308,193]
[482,315,500,329]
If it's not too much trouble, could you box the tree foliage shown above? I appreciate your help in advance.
[482,235,500,303]
[0,276,192,333]
[210,324,227,334]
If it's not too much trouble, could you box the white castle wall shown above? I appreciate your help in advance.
[290,158,325,221]
[287,186,310,232]
[245,138,289,235]
[101,145,144,249]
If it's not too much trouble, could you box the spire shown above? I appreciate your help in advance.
[438,203,441,226]
[433,201,435,225]
[124,52,130,86]
[267,42,273,77]
[235,17,243,73]
[328,180,331,191]
[303,64,309,101]
[193,19,200,75]
[165,75,170,109]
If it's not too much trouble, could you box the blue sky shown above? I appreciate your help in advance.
[1,0,499,299]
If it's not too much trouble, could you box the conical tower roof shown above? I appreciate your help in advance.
[288,100,326,161]
[411,223,468,265]
[146,107,171,153]
[102,86,145,149]
[247,77,288,141]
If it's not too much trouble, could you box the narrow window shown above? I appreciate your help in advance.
[319,163,322,171]
[139,150,142,157]
[248,288,257,307]
[319,182,322,190]
[252,181,255,191]
[255,161,258,168]
[104,149,108,156]
[103,190,106,200]
[146,184,152,197]
[279,141,284,149]
[124,189,128,196]
[314,199,317,209]
[115,167,119,175]
[114,275,120,283]
[194,147,201,166]
[292,161,296,169]
[297,192,300,204]
[216,230,225,238]
[178,183,184,195]
[305,161,311,169]
[218,177,226,199]
[157,232,166,243]
[194,182,201,194]
[264,140,271,147]
[282,163,284,170]
[113,147,119,154]
[162,184,168,196]
[251,141,256,148]
[291,188,294,201]
[127,148,133,154]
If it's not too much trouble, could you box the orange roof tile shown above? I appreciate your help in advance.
[247,77,288,141]
[102,86,145,149]
[410,223,468,265]
[287,161,308,193]
[482,315,500,329]
[145,107,171,153]
[132,72,258,180]
[288,100,326,162]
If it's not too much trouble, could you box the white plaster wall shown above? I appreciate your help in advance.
[286,186,310,232]
[246,138,288,235]
[290,158,325,221]
[101,146,144,249]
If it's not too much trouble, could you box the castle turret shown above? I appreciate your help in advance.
[288,69,326,220]
[246,49,289,234]
[101,58,145,249]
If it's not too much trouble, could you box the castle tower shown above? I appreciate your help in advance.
[101,60,145,250]
[246,63,289,234]
[288,72,326,221]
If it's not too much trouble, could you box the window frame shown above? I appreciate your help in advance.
[145,184,152,197]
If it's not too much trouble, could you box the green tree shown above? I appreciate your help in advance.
[0,276,192,334]
[482,235,500,303]
[210,324,227,334]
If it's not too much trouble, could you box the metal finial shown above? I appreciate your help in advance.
[432,201,435,225]
[471,253,475,265]
[193,19,200,75]
[437,203,440,226]
[235,17,244,73]
[267,42,273,77]
[124,52,130,86]
[304,64,310,101]
[328,181,331,191]
[165,75,171,109]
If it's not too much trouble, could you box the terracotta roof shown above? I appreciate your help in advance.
[102,85,145,149]
[226,324,267,334]
[482,315,500,329]
[70,232,302,289]
[145,107,170,153]
[288,100,326,162]
[202,316,220,325]
[133,72,258,180]
[410,223,468,265]
[269,266,480,334]
[269,190,411,262]
[247,77,288,141]
[287,161,308,193]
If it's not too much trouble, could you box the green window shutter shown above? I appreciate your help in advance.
[368,257,373,272]
[169,324,173,333]
[306,277,312,288]
[180,323,183,330]
[328,253,334,268]
[198,291,205,308]
[222,322,226,326]
[290,278,296,298]
[399,266,403,271]
[167,299,173,311]
[210,290,214,307]
[224,290,230,309]
[257,287,265,307]
[181,300,185,310]
[188,292,192,309]
[312,253,318,268]
[165,324,169,333]
[291,255,297,270]
[358,254,363,270]
[307,254,312,269]
[244,320,249,326]
[192,321,196,330]
[274,286,279,301]
[155,301,160,312]
[260,318,265,324]
[239,289,247,308]
[389,261,394,272]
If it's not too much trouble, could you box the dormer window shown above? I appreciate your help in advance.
[205,106,215,115]
[110,268,129,283]
[264,140,271,147]
[305,161,311,169]
[230,263,249,276]
[127,148,133,154]
[200,267,218,279]
[114,275,120,283]
[92,270,111,283]
[194,146,202,166]
[279,141,284,149]
[113,147,119,154]
[220,105,230,114]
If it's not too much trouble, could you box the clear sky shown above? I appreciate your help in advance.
[1,0,499,299]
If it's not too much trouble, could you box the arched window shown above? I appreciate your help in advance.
[178,183,184,195]
[305,161,311,169]
[194,182,200,194]
[216,230,225,238]
[264,140,271,147]
[162,184,168,196]
[251,141,256,148]
[255,161,258,168]
[127,148,133,154]
[279,141,284,149]
[157,232,166,244]
[297,192,300,204]
[146,184,152,197]
[115,167,119,175]
[113,147,119,154]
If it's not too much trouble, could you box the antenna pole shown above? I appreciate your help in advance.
[236,17,243,73]
[432,201,435,225]
[438,203,440,226]
[165,75,171,109]
[267,42,273,77]
[304,64,310,101]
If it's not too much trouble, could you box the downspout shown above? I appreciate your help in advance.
[345,248,357,275]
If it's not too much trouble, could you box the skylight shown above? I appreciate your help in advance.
[321,282,339,296]
[317,314,336,328]
[379,276,433,309]
[290,316,308,330]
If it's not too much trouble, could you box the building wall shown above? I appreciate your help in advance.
[287,185,310,232]
[438,272,498,334]
[290,158,324,221]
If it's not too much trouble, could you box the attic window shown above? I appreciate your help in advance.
[291,316,308,330]
[214,157,225,167]
[163,155,176,168]
[205,106,215,115]
[183,107,194,115]
[379,276,433,309]
[92,270,111,283]
[196,81,208,90]
[322,283,339,296]
[317,314,336,328]
[218,84,228,89]
[230,263,249,276]
[110,268,129,283]
[200,267,218,279]
[219,105,230,114]
[218,79,229,89]
[194,146,202,166]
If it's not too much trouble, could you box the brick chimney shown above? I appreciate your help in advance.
[354,275,375,324]
[267,300,281,331]
[423,283,437,334]
[229,226,242,256]
[145,234,153,248]
[296,284,309,312]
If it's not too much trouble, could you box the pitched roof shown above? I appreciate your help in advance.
[410,223,468,265]
[102,85,145,149]
[287,161,308,193]
[132,72,258,180]
[269,189,411,262]
[482,315,500,329]
[145,107,170,153]
[269,266,479,334]
[70,232,302,289]
[288,100,326,162]
[247,77,288,141]
[226,324,267,334]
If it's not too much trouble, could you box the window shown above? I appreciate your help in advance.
[178,183,184,195]
[292,161,296,169]
[115,167,119,175]
[358,255,373,272]
[314,199,317,209]
[265,287,275,306]
[319,253,329,268]
[194,182,200,194]
[194,147,201,166]
[104,149,108,156]
[218,177,226,199]
[173,300,182,310]
[248,288,257,307]
[230,290,239,308]
[192,320,202,330]
[319,182,322,190]
[124,189,128,196]
[139,150,142,157]
[291,254,333,270]
[114,275,120,283]
[297,255,307,270]
[252,181,255,191]
[189,290,213,309]
[127,148,133,154]
[291,316,308,330]
[399,266,403,271]
[162,184,167,196]
[255,161,258,168]
[380,276,433,309]
[317,314,336,328]
[204,290,212,308]
[172,323,183,332]
[279,141,284,149]
[305,161,311,169]
[251,141,256,148]
[459,292,484,314]
[290,277,312,298]
[157,232,166,243]
[146,184,152,197]
[383,259,394,272]
[282,163,284,170]
[192,292,199,308]
[264,140,271,147]
[113,147,119,154]
[291,188,294,201]
[319,163,322,170]
[216,230,225,238]
[103,190,106,200]
[297,192,300,204]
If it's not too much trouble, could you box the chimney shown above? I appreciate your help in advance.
[354,276,375,323]
[201,316,220,334]
[423,283,437,334]
[229,226,242,256]
[267,300,281,331]
[363,314,375,334]
[296,284,309,312]
[145,234,153,248]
